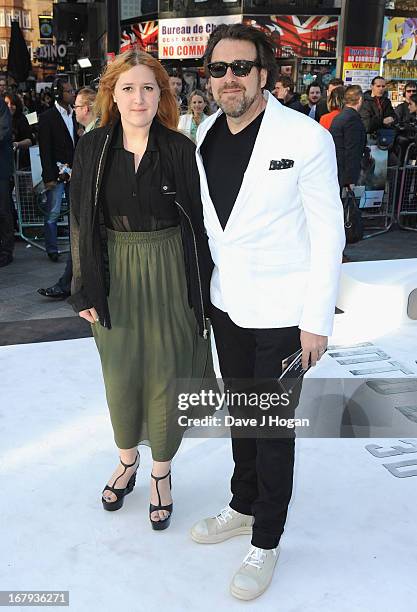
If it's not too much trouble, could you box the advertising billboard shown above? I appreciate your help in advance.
[158,14,241,60]
[383,17,417,61]
[243,15,339,58]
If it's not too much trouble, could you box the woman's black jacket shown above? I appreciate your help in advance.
[67,118,213,339]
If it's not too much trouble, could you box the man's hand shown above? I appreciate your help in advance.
[300,330,328,370]
[383,116,395,125]
[45,180,57,190]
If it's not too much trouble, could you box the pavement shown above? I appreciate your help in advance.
[0,238,91,345]
[1,227,417,346]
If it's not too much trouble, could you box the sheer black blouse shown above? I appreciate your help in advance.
[100,119,180,232]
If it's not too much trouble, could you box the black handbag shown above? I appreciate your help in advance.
[343,188,363,244]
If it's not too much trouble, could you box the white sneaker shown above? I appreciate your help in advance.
[190,506,253,544]
[230,545,279,601]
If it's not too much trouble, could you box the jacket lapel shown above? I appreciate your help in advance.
[196,91,281,236]
[223,92,278,234]
[196,110,224,234]
[54,106,75,148]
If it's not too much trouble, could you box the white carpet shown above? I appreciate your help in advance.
[1,337,416,612]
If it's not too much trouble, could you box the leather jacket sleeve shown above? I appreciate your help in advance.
[67,136,93,313]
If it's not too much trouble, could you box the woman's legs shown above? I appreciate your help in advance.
[102,446,140,503]
[102,450,172,522]
[150,460,172,522]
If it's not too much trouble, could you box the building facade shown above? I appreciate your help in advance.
[0,0,56,80]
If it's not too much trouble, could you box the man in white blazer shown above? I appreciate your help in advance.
[190,24,345,601]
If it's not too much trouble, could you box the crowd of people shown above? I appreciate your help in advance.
[1,67,417,270]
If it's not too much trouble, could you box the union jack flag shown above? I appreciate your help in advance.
[120,21,159,54]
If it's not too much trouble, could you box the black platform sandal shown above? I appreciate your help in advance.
[149,471,173,531]
[102,453,140,512]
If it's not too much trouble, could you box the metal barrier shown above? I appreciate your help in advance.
[13,151,70,252]
[396,143,417,233]
[360,166,397,240]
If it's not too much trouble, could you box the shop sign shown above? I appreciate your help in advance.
[343,46,382,90]
[344,46,382,70]
[39,16,53,41]
[36,44,67,62]
[299,58,337,89]
[158,14,241,59]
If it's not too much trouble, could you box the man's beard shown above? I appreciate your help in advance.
[215,75,260,118]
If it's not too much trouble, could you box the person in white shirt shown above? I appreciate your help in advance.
[190,23,345,601]
[178,89,210,142]
[38,87,97,299]
[38,79,78,261]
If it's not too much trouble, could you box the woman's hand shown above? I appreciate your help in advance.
[79,307,99,324]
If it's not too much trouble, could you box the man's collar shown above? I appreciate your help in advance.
[55,100,73,116]
[112,118,159,152]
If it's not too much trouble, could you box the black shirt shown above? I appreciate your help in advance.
[13,113,33,169]
[200,111,264,229]
[101,119,179,232]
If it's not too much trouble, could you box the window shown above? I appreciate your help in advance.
[120,0,141,19]
[6,11,12,27]
[22,11,31,30]
[0,40,7,60]
[0,10,5,28]
[12,9,21,25]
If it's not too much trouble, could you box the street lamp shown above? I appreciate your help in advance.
[77,57,92,86]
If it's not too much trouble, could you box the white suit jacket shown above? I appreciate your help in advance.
[178,112,209,140]
[195,90,345,337]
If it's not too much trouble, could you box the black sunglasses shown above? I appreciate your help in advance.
[406,89,417,93]
[207,60,259,78]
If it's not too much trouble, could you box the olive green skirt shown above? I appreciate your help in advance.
[92,226,214,461]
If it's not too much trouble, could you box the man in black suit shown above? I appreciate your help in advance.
[38,87,97,299]
[38,79,78,261]
[0,98,14,267]
[330,85,367,190]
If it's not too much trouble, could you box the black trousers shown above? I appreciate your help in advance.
[0,178,14,256]
[211,305,301,550]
